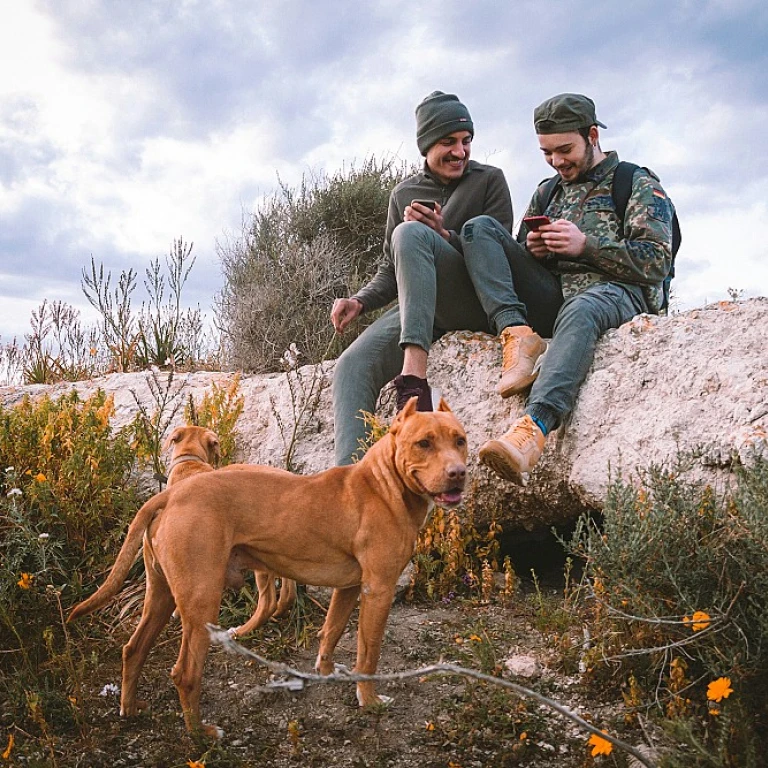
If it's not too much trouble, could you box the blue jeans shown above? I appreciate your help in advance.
[526,281,647,433]
[333,217,563,465]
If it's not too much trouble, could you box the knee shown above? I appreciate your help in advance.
[460,215,499,244]
[391,220,429,251]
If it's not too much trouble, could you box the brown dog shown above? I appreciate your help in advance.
[164,425,296,627]
[68,399,467,738]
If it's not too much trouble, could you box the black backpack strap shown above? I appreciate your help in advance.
[536,175,561,214]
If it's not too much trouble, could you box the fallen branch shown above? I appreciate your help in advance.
[207,624,657,768]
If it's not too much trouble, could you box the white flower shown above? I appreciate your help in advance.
[5,466,14,473]
[7,488,22,497]
[99,683,120,697]
[38,533,50,540]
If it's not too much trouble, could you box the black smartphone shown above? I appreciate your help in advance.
[411,199,437,211]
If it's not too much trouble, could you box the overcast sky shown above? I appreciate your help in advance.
[1,0,766,345]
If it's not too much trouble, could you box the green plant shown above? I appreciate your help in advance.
[216,155,413,373]
[568,455,768,765]
[184,374,245,465]
[0,392,141,738]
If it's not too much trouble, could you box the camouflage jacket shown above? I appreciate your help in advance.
[353,160,514,313]
[519,151,674,313]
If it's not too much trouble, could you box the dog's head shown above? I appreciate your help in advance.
[164,425,221,467]
[389,397,467,508]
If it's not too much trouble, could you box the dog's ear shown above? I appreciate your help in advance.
[206,432,221,466]
[436,398,452,413]
[163,426,185,451]
[389,396,418,434]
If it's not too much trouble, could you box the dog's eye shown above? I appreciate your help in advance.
[456,437,467,448]
[417,439,431,450]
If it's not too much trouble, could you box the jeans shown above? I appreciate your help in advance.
[333,216,563,465]
[526,281,647,433]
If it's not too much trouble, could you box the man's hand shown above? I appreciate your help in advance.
[532,219,587,258]
[331,297,363,333]
[405,201,450,241]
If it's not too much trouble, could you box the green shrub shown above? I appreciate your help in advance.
[0,390,141,735]
[569,455,768,766]
[216,155,414,373]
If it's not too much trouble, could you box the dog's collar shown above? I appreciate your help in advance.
[168,454,208,472]
[155,454,209,487]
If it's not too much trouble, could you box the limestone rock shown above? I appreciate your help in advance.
[2,298,766,532]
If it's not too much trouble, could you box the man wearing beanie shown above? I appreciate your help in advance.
[468,93,675,485]
[330,91,562,465]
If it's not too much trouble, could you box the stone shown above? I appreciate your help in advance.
[2,298,766,532]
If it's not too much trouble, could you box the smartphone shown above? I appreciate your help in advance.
[523,215,551,231]
[411,199,437,211]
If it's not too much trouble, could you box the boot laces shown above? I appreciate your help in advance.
[505,417,537,448]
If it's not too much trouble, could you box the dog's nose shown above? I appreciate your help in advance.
[446,464,466,484]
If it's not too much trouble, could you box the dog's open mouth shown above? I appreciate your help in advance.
[432,488,464,507]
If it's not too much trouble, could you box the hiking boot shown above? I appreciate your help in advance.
[479,415,545,484]
[498,326,547,398]
[393,374,433,412]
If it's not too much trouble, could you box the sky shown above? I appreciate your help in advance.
[1,0,767,346]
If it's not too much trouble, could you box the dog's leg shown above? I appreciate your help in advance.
[315,585,360,676]
[354,579,398,707]
[120,555,175,717]
[230,571,278,637]
[274,576,297,618]
[171,591,226,739]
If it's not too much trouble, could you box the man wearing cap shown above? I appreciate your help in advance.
[330,90,563,465]
[465,93,674,484]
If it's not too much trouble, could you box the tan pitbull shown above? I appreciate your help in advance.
[69,398,467,738]
[164,425,296,626]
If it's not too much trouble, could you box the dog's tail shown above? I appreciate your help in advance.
[68,490,170,622]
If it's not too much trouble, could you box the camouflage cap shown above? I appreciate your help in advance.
[534,93,607,134]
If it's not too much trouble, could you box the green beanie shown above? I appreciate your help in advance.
[415,91,474,155]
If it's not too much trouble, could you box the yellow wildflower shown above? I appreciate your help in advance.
[588,730,613,757]
[2,733,13,759]
[17,573,33,590]
[519,731,528,740]
[35,472,46,483]
[683,611,711,631]
[425,721,435,731]
[468,634,483,643]
[187,761,205,768]
[707,677,733,703]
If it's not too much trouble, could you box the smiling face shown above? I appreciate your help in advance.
[424,130,472,185]
[538,126,602,183]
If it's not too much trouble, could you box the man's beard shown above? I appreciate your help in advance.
[575,142,595,182]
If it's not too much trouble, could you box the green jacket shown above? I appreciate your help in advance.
[520,151,673,313]
[353,160,514,313]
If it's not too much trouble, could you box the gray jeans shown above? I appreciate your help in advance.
[332,217,563,465]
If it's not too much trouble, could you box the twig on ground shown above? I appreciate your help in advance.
[207,624,658,768]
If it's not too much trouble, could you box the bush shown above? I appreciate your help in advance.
[0,391,141,735]
[569,456,768,766]
[216,155,414,373]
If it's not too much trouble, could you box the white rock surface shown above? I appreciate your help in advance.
[2,298,766,531]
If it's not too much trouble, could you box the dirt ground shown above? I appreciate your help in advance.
[17,567,646,768]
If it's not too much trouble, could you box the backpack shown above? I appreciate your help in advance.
[537,161,681,312]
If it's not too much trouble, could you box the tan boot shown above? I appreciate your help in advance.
[498,326,547,397]
[479,415,546,484]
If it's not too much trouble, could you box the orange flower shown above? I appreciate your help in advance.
[683,611,711,631]
[707,677,733,703]
[588,730,613,757]
[2,733,14,759]
[187,761,205,768]
[34,472,47,483]
[17,573,33,590]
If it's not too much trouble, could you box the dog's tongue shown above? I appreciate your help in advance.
[434,490,463,506]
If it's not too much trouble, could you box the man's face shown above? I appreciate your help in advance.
[537,129,596,183]
[425,131,472,185]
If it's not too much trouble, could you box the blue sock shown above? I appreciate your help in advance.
[530,415,548,436]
